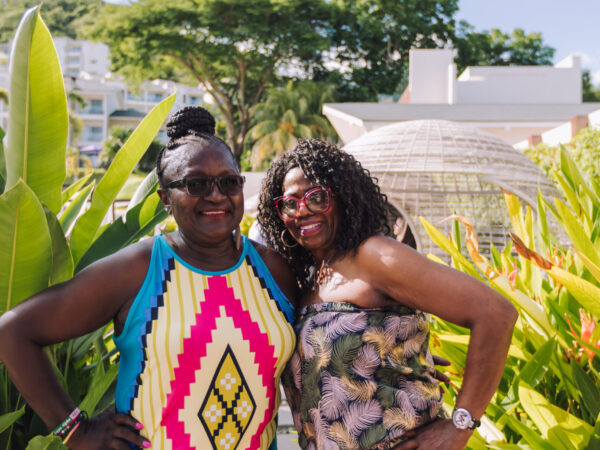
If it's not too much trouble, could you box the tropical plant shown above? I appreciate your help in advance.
[525,126,600,182]
[99,126,163,173]
[421,146,600,448]
[247,81,338,169]
[0,6,173,448]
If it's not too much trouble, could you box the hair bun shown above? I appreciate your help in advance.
[166,106,216,140]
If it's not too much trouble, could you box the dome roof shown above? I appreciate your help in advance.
[343,120,556,256]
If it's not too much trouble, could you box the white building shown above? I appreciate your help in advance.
[324,49,600,146]
[0,38,209,163]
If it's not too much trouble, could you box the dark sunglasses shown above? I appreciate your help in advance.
[165,175,245,197]
[273,187,332,221]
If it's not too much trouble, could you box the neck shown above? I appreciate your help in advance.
[173,231,240,269]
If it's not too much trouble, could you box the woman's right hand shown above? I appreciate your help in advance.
[67,409,150,449]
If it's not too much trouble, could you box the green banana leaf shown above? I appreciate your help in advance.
[43,206,73,285]
[5,6,66,214]
[24,435,63,450]
[58,181,94,234]
[0,180,52,311]
[78,362,118,415]
[507,338,554,402]
[518,382,593,448]
[75,191,167,272]
[69,93,175,264]
[0,127,6,193]
[61,172,93,205]
[127,169,160,210]
[0,406,25,434]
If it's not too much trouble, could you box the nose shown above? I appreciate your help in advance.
[205,180,226,201]
[295,200,311,218]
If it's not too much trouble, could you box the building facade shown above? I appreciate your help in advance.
[324,49,600,146]
[0,38,209,165]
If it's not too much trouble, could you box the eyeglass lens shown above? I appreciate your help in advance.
[278,188,329,219]
[186,176,244,196]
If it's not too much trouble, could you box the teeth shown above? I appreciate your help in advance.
[204,211,226,215]
[300,223,320,230]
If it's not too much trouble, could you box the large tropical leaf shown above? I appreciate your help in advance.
[43,206,73,285]
[24,435,63,450]
[518,383,593,448]
[512,233,600,317]
[69,93,175,264]
[75,191,167,272]
[0,127,6,193]
[0,180,52,312]
[5,6,67,213]
[0,406,25,434]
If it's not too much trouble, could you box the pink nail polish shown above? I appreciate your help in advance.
[143,441,151,448]
[136,422,144,430]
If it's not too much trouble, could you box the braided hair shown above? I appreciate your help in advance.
[257,138,391,292]
[156,106,235,186]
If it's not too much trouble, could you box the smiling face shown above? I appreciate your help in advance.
[158,142,244,246]
[281,167,339,260]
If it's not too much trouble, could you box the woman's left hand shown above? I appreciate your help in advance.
[392,418,472,450]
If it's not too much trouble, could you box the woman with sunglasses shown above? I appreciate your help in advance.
[258,139,517,450]
[0,106,296,449]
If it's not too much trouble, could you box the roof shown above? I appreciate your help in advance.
[323,103,600,123]
[109,108,146,118]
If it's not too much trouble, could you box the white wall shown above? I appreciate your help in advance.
[408,49,454,104]
[456,56,581,104]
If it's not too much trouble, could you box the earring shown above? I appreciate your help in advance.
[281,229,298,248]
[235,226,242,250]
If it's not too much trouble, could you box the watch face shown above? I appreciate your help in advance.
[453,409,472,429]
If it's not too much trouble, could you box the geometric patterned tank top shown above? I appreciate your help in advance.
[114,235,295,449]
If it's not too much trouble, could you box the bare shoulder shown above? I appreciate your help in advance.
[251,240,297,305]
[355,234,423,268]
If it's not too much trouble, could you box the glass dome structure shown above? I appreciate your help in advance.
[343,120,557,257]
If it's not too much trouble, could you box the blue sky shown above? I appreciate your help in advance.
[457,0,600,84]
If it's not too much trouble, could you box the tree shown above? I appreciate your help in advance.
[89,0,332,163]
[582,69,600,102]
[100,126,163,173]
[454,21,555,72]
[247,81,338,169]
[314,0,459,101]
[0,0,101,42]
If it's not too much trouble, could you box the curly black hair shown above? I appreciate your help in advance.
[155,106,235,186]
[257,138,391,291]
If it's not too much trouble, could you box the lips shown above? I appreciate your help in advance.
[201,209,228,218]
[298,221,323,236]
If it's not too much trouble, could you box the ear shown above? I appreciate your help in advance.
[157,188,171,213]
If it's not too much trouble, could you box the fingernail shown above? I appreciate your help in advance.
[143,441,151,448]
[136,422,144,430]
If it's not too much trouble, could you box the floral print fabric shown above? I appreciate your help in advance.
[283,302,443,449]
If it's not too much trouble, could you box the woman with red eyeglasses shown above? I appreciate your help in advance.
[0,106,297,449]
[257,139,517,450]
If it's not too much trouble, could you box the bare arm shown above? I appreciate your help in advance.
[0,239,154,448]
[359,236,517,449]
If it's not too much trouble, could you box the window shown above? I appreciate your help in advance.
[88,99,103,114]
[188,96,201,105]
[83,126,103,142]
[69,46,82,54]
[127,91,143,101]
[148,92,163,102]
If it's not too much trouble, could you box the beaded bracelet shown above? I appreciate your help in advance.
[52,407,87,439]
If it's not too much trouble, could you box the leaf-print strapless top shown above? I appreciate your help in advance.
[282,302,443,450]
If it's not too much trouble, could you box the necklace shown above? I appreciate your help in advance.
[313,255,334,288]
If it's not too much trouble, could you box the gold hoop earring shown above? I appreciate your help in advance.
[281,229,298,248]
[235,226,242,250]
